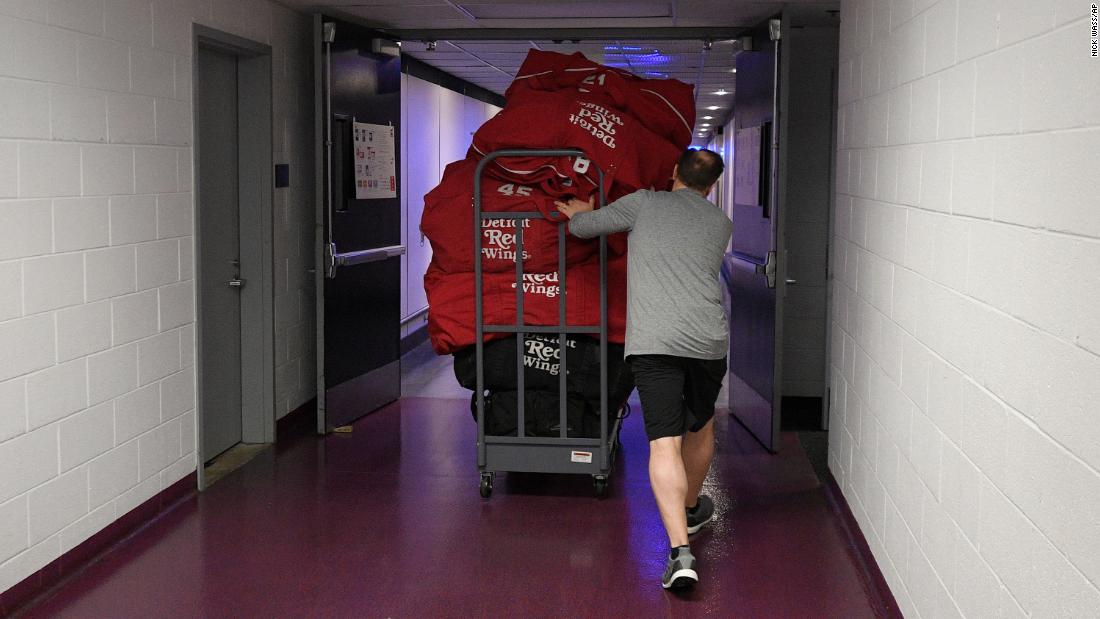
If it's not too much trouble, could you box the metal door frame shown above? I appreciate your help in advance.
[769,28,786,452]
[193,25,275,490]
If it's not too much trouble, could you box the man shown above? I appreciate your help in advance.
[556,148,732,590]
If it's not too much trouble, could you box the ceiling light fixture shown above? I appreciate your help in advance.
[701,123,711,127]
[714,89,729,95]
[730,68,737,73]
[702,115,713,120]
[707,105,720,110]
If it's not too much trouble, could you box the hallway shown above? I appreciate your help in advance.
[2,0,1097,614]
[18,381,889,617]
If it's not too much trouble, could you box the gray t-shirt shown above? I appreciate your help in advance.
[569,188,733,360]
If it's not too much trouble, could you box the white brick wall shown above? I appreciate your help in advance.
[832,1,1100,616]
[0,0,314,592]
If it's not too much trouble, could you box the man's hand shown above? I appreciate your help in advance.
[554,195,595,220]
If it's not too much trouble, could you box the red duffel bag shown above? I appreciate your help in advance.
[504,49,696,149]
[465,146,602,198]
[424,252,628,355]
[421,158,598,275]
[470,89,682,199]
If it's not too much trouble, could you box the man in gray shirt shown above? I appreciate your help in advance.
[556,149,732,590]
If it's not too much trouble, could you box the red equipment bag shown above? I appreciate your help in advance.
[422,49,694,355]
[504,49,697,149]
[471,90,682,199]
[421,158,599,275]
[424,252,627,355]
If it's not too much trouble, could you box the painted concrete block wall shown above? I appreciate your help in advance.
[269,8,317,421]
[399,73,500,340]
[830,0,1100,616]
[0,0,314,591]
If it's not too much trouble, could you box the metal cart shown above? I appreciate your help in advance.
[473,148,622,498]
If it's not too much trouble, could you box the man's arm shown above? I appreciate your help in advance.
[555,190,646,239]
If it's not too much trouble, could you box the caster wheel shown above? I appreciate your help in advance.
[594,476,608,498]
[479,474,493,498]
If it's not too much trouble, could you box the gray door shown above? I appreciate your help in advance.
[726,28,783,452]
[198,46,243,461]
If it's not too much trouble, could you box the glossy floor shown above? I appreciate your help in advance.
[21,392,887,617]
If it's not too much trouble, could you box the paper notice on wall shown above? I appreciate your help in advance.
[353,121,397,200]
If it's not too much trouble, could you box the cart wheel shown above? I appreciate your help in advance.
[594,476,608,498]
[479,474,493,498]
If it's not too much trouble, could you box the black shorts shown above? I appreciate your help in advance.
[627,354,727,441]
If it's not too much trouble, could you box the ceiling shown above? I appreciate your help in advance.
[281,1,840,145]
[401,38,739,145]
[278,0,838,29]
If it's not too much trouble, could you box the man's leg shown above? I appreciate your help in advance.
[630,355,690,548]
[648,435,689,547]
[682,418,715,508]
[680,357,726,530]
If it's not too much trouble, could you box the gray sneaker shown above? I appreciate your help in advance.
[686,494,714,535]
[662,547,698,589]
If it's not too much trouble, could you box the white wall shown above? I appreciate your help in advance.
[0,0,314,592]
[399,73,499,339]
[830,0,1100,616]
[714,125,735,252]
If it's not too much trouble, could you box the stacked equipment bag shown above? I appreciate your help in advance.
[421,49,696,437]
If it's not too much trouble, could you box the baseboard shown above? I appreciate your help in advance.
[822,470,903,619]
[1,471,198,615]
[400,321,430,356]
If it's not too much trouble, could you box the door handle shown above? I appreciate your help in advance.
[228,279,245,288]
[727,250,776,288]
[761,251,777,289]
[325,244,406,278]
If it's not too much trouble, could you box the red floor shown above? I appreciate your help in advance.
[19,397,889,618]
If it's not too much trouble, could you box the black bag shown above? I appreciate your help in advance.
[474,390,597,437]
[456,334,635,437]
[453,334,630,402]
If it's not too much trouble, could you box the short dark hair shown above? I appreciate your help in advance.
[675,148,724,192]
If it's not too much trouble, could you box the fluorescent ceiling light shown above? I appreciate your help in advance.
[713,90,729,95]
[707,106,720,110]
[702,116,714,120]
[730,68,737,73]
[701,123,711,127]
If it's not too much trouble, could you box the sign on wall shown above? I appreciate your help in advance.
[353,121,397,199]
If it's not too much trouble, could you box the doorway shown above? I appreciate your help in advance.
[193,26,276,487]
